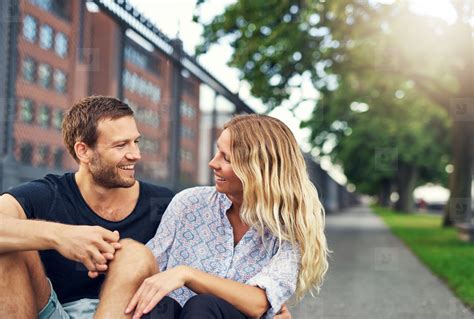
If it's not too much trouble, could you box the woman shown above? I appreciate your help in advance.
[126,114,329,319]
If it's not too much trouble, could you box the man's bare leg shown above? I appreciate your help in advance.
[0,250,51,319]
[0,196,51,319]
[95,239,157,319]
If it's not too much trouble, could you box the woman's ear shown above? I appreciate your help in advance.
[74,142,92,164]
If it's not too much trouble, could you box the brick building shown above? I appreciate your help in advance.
[15,0,81,172]
[1,0,209,190]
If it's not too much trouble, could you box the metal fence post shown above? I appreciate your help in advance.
[169,39,183,191]
[208,92,218,184]
[117,25,126,100]
[1,0,20,191]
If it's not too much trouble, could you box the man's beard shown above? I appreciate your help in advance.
[90,153,135,188]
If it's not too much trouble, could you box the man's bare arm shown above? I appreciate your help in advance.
[0,194,121,272]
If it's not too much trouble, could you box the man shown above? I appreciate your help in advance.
[0,96,174,318]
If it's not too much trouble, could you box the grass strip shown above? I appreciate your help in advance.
[373,206,474,309]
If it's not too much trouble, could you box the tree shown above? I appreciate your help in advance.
[195,0,471,222]
[303,72,450,212]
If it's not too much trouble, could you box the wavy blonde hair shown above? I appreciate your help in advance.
[223,114,329,301]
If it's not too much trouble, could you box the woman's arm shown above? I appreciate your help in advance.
[126,265,269,319]
[245,240,300,317]
[186,266,269,317]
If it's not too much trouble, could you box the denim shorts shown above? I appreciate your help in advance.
[38,279,99,319]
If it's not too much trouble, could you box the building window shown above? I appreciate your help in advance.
[124,44,160,75]
[20,143,33,164]
[30,0,71,20]
[141,137,159,154]
[180,102,196,118]
[52,109,63,130]
[23,15,38,43]
[38,105,50,128]
[125,45,148,69]
[19,99,35,123]
[22,57,36,83]
[181,126,194,139]
[53,148,63,168]
[125,99,160,128]
[39,24,54,50]
[38,64,52,88]
[135,108,160,128]
[123,70,161,103]
[53,69,67,93]
[180,149,193,162]
[38,145,50,167]
[54,32,68,58]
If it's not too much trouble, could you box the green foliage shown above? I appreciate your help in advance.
[195,0,454,194]
[374,206,474,308]
[196,0,325,109]
[304,72,451,194]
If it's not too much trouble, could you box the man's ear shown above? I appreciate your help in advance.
[74,142,92,163]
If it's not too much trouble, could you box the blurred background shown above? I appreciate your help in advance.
[0,0,473,317]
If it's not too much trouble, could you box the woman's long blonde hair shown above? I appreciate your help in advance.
[224,114,329,300]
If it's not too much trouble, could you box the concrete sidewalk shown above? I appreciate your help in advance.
[289,206,473,319]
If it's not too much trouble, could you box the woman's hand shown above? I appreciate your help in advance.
[274,304,292,319]
[125,265,189,319]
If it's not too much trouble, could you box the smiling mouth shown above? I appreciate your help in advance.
[118,164,135,171]
[215,175,226,182]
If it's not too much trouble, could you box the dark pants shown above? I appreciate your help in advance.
[142,294,250,319]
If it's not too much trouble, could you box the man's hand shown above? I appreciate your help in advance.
[274,304,292,319]
[54,225,121,275]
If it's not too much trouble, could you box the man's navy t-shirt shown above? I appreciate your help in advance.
[5,173,174,304]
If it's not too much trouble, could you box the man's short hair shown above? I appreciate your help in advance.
[62,96,134,162]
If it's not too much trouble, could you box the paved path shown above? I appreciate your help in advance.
[289,206,473,319]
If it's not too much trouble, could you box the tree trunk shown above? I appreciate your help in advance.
[377,178,392,207]
[395,163,418,213]
[443,121,473,226]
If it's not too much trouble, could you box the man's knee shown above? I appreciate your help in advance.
[116,239,155,264]
[108,239,157,278]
